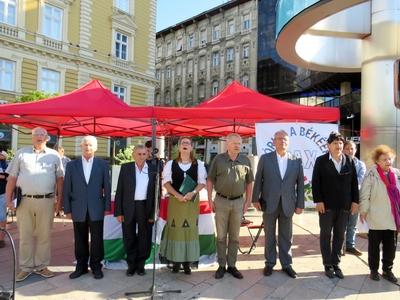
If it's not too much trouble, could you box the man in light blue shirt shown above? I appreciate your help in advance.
[344,141,366,256]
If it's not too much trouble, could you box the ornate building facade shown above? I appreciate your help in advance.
[155,0,258,107]
[0,0,157,157]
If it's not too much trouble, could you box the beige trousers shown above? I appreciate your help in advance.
[17,196,54,271]
[214,195,243,268]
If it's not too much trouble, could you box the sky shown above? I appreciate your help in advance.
[156,0,229,32]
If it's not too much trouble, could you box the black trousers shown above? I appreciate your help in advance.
[122,201,149,269]
[73,213,104,272]
[368,229,397,272]
[319,209,349,266]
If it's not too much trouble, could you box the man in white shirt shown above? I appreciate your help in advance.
[63,136,111,280]
[252,130,304,278]
[114,145,158,276]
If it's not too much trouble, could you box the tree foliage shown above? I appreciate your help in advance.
[17,91,58,102]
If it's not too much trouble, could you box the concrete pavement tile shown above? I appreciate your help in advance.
[326,286,359,299]
[336,274,367,291]
[178,282,213,300]
[357,291,400,300]
[235,283,275,300]
[15,280,57,298]
[282,285,330,300]
[177,269,214,285]
[198,278,245,299]
[360,276,400,294]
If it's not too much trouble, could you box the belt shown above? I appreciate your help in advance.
[23,193,54,199]
[216,192,242,200]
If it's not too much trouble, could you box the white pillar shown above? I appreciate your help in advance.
[360,0,400,165]
[156,136,165,159]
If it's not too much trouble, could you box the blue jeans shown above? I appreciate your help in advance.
[346,212,359,248]
[0,193,6,222]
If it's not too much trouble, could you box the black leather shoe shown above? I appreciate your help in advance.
[283,266,297,278]
[172,263,180,273]
[324,266,335,279]
[93,269,104,279]
[333,266,344,279]
[227,266,243,279]
[215,266,226,279]
[126,268,135,277]
[183,263,191,275]
[370,271,380,281]
[382,270,398,283]
[263,266,273,276]
[137,268,146,276]
[69,269,88,279]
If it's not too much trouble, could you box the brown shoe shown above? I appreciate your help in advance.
[346,247,362,256]
[16,271,32,282]
[35,267,55,278]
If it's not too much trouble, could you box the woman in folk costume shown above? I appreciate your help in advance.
[360,144,400,283]
[160,137,207,274]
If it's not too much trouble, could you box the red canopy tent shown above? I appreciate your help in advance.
[163,81,340,136]
[0,80,340,138]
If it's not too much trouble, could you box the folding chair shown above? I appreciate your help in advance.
[238,217,264,254]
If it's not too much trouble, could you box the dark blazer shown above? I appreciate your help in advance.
[114,161,157,223]
[252,151,304,217]
[312,152,359,210]
[63,157,111,222]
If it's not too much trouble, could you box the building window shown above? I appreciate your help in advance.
[212,81,219,96]
[243,14,251,31]
[175,88,181,102]
[226,47,234,62]
[0,58,15,91]
[187,33,194,49]
[199,56,206,70]
[187,85,193,99]
[200,28,207,46]
[166,42,172,56]
[176,38,183,52]
[227,19,235,36]
[199,83,205,99]
[113,85,126,101]
[155,93,160,105]
[0,0,16,25]
[212,24,220,41]
[43,4,63,40]
[165,67,171,79]
[212,52,219,67]
[242,43,250,58]
[165,90,171,105]
[115,0,129,13]
[156,45,162,58]
[115,32,128,60]
[187,59,193,74]
[155,69,160,80]
[176,63,181,76]
[241,74,249,87]
[226,78,233,85]
[41,68,60,93]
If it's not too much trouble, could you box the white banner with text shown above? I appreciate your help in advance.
[255,122,338,206]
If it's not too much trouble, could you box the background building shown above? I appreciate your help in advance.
[155,0,258,107]
[0,0,157,157]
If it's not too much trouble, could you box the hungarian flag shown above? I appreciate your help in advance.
[103,191,216,263]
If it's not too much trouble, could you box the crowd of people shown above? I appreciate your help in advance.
[0,127,398,285]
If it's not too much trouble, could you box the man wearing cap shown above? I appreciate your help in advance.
[0,150,9,248]
[207,133,254,280]
[312,131,359,279]
[5,127,64,281]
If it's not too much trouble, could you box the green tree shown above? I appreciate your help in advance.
[114,146,134,165]
[16,91,58,102]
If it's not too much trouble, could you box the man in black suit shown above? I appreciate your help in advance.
[114,145,157,276]
[312,131,359,279]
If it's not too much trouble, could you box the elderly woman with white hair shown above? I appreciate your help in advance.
[63,135,111,280]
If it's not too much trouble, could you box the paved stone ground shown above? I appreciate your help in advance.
[0,209,399,299]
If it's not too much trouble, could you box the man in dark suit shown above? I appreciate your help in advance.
[114,145,157,276]
[64,136,111,280]
[252,130,304,278]
[312,131,359,279]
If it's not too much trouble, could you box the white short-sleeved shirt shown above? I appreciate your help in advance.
[162,159,207,186]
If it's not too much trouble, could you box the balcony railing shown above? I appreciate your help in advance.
[0,23,18,38]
